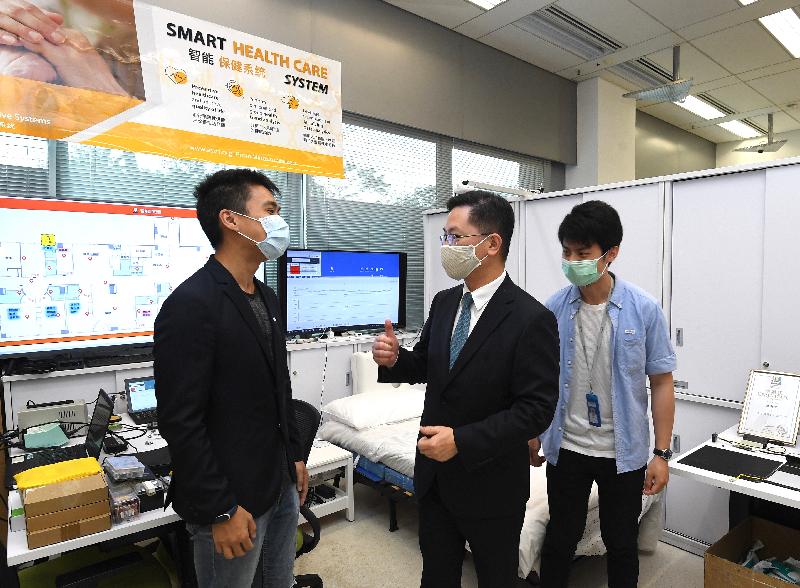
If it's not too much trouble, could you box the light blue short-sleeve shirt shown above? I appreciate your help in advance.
[539,275,676,473]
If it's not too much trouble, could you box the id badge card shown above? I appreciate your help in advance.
[586,392,601,427]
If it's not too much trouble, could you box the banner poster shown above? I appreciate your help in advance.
[0,0,343,177]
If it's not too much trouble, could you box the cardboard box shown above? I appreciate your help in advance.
[26,513,111,549]
[8,490,26,533]
[705,516,800,588]
[26,499,110,533]
[22,473,108,518]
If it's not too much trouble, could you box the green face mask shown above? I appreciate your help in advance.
[561,251,608,287]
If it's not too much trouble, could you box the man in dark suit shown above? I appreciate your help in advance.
[373,190,560,587]
[154,169,306,588]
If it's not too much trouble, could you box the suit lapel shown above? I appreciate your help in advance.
[445,277,514,386]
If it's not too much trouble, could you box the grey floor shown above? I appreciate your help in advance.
[294,483,704,588]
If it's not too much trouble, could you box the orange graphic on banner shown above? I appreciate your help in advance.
[0,197,196,217]
[82,121,345,178]
[0,331,153,348]
[0,76,142,140]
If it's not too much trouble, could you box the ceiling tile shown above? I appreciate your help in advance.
[554,0,670,46]
[643,44,730,83]
[627,0,739,30]
[705,83,774,112]
[481,24,585,72]
[638,102,701,130]
[739,59,800,82]
[381,0,482,29]
[691,76,743,94]
[691,20,793,75]
[749,111,800,133]
[748,68,800,105]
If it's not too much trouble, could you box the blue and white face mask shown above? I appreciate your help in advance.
[233,211,291,260]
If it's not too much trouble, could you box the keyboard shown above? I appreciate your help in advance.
[130,409,157,426]
[17,444,87,470]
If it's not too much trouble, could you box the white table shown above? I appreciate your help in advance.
[305,440,354,522]
[669,426,800,511]
[6,414,181,568]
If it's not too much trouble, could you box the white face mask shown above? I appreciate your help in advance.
[232,211,291,260]
[440,236,489,281]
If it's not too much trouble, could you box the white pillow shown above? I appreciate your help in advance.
[322,388,425,430]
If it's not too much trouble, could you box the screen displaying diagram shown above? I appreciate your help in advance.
[0,197,213,356]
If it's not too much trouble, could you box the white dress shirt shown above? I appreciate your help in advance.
[451,271,507,338]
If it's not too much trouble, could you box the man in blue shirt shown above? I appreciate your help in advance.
[529,200,676,588]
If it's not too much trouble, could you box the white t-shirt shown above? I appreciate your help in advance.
[561,301,616,458]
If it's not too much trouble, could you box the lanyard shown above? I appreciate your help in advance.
[577,304,610,390]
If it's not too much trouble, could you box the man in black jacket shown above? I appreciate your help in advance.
[154,169,306,588]
[373,190,560,587]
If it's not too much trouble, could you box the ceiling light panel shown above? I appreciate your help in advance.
[737,0,800,58]
[465,0,507,10]
[719,120,762,138]
[674,95,725,119]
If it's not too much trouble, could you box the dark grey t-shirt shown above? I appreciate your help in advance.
[244,288,292,486]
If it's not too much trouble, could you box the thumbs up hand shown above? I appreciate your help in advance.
[372,319,400,367]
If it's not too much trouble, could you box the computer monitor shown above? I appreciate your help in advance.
[0,196,213,358]
[84,389,114,459]
[278,249,406,336]
[125,376,157,415]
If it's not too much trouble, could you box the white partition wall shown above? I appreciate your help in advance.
[761,165,800,375]
[585,183,665,302]
[524,194,581,303]
[670,171,766,402]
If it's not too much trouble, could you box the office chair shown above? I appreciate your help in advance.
[252,399,323,588]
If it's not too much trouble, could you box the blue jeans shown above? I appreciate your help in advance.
[187,481,299,588]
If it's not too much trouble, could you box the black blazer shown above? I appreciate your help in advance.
[379,275,559,518]
[154,256,301,524]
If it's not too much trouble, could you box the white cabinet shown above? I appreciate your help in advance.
[670,171,766,401]
[664,399,740,551]
[288,345,353,410]
[761,165,800,374]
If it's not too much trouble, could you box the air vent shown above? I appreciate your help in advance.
[518,7,677,89]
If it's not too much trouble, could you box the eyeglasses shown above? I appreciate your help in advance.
[439,232,489,246]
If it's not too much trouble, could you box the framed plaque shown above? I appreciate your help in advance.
[738,370,800,446]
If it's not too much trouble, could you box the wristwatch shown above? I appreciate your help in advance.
[214,504,238,524]
[653,448,673,461]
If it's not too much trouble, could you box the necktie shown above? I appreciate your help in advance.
[449,292,473,370]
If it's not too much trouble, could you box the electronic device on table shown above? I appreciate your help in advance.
[0,196,212,361]
[8,389,114,481]
[279,248,407,336]
[125,376,158,425]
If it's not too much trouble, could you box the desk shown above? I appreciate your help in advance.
[5,414,183,574]
[670,426,800,512]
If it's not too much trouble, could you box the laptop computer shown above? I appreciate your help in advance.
[8,389,114,483]
[124,376,158,425]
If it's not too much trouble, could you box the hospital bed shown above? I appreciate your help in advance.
[318,353,663,580]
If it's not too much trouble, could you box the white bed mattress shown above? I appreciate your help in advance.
[318,417,419,477]
[318,417,662,579]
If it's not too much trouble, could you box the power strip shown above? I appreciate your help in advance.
[17,401,88,434]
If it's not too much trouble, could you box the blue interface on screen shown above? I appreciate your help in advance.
[128,378,157,412]
[284,250,401,333]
